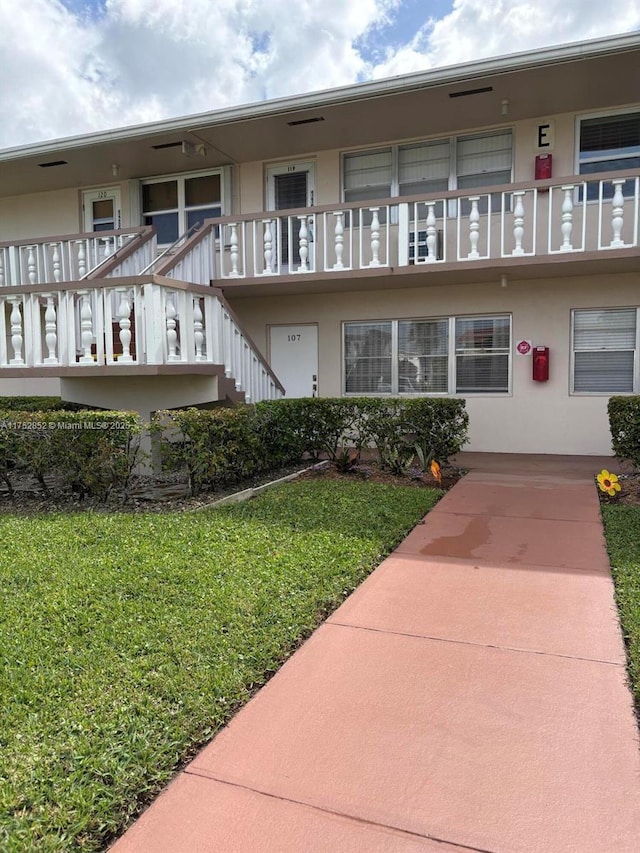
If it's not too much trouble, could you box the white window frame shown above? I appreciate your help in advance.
[343,314,512,397]
[141,167,230,245]
[341,127,513,206]
[570,307,640,395]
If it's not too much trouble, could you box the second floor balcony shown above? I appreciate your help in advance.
[1,170,638,295]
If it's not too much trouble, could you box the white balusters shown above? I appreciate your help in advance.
[333,211,344,269]
[0,250,4,287]
[512,191,525,256]
[560,185,574,252]
[193,297,205,361]
[467,197,480,259]
[369,208,381,267]
[9,297,24,364]
[101,236,114,261]
[610,179,625,248]
[50,243,62,282]
[228,223,240,277]
[76,240,87,278]
[117,289,133,362]
[43,294,58,364]
[166,296,179,361]
[262,219,274,274]
[27,246,37,285]
[298,216,309,272]
[78,291,95,363]
[425,203,437,263]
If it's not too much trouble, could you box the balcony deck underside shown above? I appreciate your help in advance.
[0,363,227,379]
[218,247,640,298]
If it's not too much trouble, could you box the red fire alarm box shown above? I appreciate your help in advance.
[532,346,550,382]
[535,153,552,180]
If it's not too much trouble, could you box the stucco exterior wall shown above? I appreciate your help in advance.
[0,189,80,241]
[227,271,639,456]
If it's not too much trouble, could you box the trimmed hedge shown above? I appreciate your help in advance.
[156,398,469,495]
[0,410,141,499]
[609,396,640,470]
[0,396,85,412]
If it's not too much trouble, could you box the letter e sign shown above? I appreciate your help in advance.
[536,121,555,151]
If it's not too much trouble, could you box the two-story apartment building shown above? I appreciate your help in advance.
[0,33,638,455]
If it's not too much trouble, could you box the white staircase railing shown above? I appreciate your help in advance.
[0,279,283,403]
[0,227,153,288]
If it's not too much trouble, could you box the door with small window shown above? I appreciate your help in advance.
[266,162,315,268]
[83,189,122,232]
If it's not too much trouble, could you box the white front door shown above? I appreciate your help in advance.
[269,324,319,398]
[82,188,122,232]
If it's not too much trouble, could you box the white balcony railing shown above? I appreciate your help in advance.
[0,280,283,403]
[0,227,155,288]
[153,171,639,284]
[1,173,636,293]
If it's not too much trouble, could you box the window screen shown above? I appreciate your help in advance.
[398,319,448,392]
[573,308,636,392]
[343,150,392,203]
[456,131,513,188]
[398,141,450,197]
[455,316,510,393]
[579,112,640,199]
[344,315,511,396]
[344,322,393,393]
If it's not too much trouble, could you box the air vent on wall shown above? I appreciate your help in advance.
[287,116,325,127]
[449,86,493,98]
[38,160,68,167]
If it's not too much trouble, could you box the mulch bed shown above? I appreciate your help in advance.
[597,472,640,507]
[2,462,637,514]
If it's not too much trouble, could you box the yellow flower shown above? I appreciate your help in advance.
[597,469,621,497]
[429,459,442,485]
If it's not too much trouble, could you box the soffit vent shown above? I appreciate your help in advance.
[151,141,183,150]
[449,86,493,99]
[38,160,68,167]
[287,116,325,127]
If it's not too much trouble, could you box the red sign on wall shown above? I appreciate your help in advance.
[516,339,532,355]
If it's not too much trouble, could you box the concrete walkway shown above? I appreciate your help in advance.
[111,455,640,853]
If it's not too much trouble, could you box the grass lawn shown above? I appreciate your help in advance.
[0,479,440,852]
[601,503,640,709]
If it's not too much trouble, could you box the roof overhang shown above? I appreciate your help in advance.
[1,32,638,199]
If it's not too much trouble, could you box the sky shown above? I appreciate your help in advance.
[1,0,639,150]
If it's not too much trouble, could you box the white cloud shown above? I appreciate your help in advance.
[0,0,637,149]
[370,0,640,78]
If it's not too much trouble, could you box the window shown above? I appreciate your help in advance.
[578,111,640,199]
[343,130,512,204]
[572,308,638,393]
[455,316,510,393]
[142,171,224,244]
[344,322,392,394]
[344,315,511,395]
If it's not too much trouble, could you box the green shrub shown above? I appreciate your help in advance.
[253,400,308,466]
[153,397,469,496]
[349,397,469,471]
[609,396,640,470]
[0,396,85,412]
[0,410,141,499]
[154,407,290,496]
